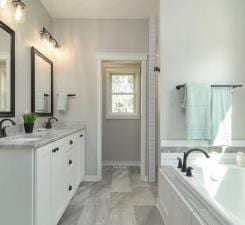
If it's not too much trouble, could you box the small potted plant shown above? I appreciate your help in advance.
[23,112,37,133]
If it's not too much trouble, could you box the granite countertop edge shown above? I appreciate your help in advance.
[0,127,85,150]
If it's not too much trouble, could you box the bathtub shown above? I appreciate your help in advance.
[174,164,245,225]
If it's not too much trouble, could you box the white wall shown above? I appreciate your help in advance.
[52,19,149,176]
[160,0,245,141]
[0,0,52,122]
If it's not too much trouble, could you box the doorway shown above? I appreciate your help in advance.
[96,53,147,181]
[102,62,141,167]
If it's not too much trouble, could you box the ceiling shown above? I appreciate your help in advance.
[40,0,158,19]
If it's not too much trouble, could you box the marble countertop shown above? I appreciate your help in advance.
[161,166,224,225]
[0,121,86,150]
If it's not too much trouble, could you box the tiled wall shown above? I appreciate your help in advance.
[148,17,157,182]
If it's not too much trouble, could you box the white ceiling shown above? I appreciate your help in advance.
[40,0,158,19]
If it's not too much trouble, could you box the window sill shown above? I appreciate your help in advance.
[106,114,140,120]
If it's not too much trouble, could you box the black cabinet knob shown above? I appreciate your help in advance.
[52,147,59,153]
[69,160,73,165]
[80,134,83,138]
[69,185,73,191]
[70,140,73,145]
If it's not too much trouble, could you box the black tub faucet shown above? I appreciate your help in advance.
[45,117,58,129]
[0,119,16,138]
[181,148,210,172]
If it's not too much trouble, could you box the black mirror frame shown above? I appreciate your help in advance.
[31,47,53,117]
[0,21,15,117]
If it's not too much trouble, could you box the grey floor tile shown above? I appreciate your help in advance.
[106,211,137,225]
[69,182,93,206]
[111,168,132,193]
[132,187,156,206]
[89,181,111,199]
[134,206,165,225]
[59,166,164,225]
[58,204,84,225]
[109,192,133,213]
[77,197,110,225]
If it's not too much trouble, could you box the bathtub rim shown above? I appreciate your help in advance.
[171,166,242,225]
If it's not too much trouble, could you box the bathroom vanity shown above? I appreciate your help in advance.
[0,127,86,225]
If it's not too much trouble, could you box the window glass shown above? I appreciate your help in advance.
[111,74,134,93]
[112,94,134,113]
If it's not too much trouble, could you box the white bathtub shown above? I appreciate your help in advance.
[175,164,245,225]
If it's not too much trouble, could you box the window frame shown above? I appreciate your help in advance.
[106,67,140,119]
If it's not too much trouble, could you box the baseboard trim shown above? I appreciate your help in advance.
[83,175,99,182]
[102,161,140,166]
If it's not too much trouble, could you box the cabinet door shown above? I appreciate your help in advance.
[78,130,85,181]
[51,144,65,225]
[36,146,52,225]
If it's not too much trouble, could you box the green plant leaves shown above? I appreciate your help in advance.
[23,112,37,124]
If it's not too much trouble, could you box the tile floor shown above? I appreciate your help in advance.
[58,166,165,225]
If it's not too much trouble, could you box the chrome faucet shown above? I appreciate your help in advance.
[181,148,210,172]
[0,119,16,138]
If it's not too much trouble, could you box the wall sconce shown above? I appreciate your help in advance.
[0,0,26,22]
[40,27,61,52]
[12,0,26,23]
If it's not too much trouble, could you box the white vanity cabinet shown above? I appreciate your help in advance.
[158,169,206,225]
[0,129,86,225]
[35,131,85,225]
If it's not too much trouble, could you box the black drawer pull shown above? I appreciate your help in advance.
[52,147,59,153]
[80,134,83,138]
[69,185,73,191]
[69,140,73,145]
[69,160,73,165]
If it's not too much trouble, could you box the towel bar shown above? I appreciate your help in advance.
[57,94,76,97]
[176,84,243,90]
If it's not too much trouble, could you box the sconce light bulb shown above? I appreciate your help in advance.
[0,0,8,8]
[14,4,25,23]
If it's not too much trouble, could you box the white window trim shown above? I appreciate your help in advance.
[105,67,140,120]
[96,53,148,182]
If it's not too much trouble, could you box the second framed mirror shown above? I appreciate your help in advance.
[31,47,53,116]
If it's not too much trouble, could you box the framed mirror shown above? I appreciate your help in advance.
[31,47,53,116]
[0,21,15,117]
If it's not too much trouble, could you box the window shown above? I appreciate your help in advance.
[106,66,140,119]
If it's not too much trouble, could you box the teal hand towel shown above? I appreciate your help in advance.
[182,83,211,140]
[211,87,232,146]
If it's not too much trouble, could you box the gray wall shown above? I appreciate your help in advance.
[0,0,52,122]
[160,0,245,141]
[102,63,141,163]
[52,19,149,175]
